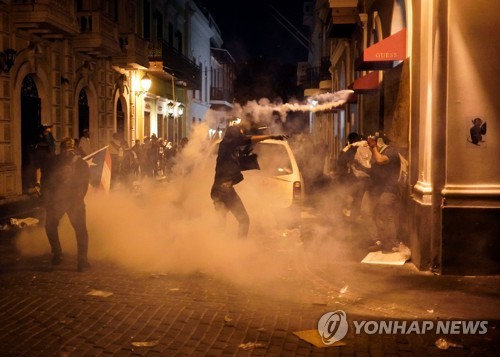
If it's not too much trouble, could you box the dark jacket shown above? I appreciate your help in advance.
[213,128,251,186]
[45,150,90,206]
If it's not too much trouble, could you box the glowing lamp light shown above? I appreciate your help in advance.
[167,100,175,115]
[140,73,152,92]
[177,103,185,116]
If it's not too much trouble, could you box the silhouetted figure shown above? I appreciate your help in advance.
[210,125,286,238]
[43,138,90,272]
[34,124,56,197]
[366,131,401,252]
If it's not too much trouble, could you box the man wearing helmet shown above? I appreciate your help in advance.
[43,137,91,272]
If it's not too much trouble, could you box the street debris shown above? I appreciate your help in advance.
[340,285,349,294]
[361,242,411,265]
[361,251,407,265]
[435,337,463,350]
[427,309,434,313]
[150,273,168,279]
[131,340,159,347]
[169,288,180,291]
[223,315,233,323]
[257,327,266,332]
[10,217,39,228]
[293,330,346,348]
[238,342,265,350]
[86,289,113,298]
[312,301,328,306]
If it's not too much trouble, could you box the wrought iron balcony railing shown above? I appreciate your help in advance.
[149,40,201,90]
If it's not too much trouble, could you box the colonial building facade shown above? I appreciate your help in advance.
[302,0,500,274]
[0,0,233,199]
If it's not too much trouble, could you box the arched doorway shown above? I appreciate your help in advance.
[20,75,41,193]
[78,89,90,137]
[116,99,125,141]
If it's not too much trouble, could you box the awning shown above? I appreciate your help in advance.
[355,28,407,71]
[348,71,380,94]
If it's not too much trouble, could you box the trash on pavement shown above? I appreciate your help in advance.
[150,273,168,279]
[312,301,328,306]
[340,285,349,294]
[10,217,39,228]
[361,251,408,265]
[223,315,233,323]
[169,287,180,291]
[361,242,411,266]
[86,289,113,298]
[238,342,265,350]
[435,337,463,350]
[131,340,159,347]
[293,330,346,348]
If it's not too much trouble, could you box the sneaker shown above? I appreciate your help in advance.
[51,255,62,265]
[77,261,91,272]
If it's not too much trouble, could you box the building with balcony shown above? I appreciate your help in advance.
[302,0,500,275]
[0,0,234,209]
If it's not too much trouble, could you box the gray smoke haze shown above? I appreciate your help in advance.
[15,91,355,302]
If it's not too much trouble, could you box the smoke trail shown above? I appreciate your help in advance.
[14,90,357,302]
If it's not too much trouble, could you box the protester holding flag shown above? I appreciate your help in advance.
[84,145,112,194]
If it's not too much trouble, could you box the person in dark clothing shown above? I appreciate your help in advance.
[366,131,401,252]
[34,124,56,196]
[43,137,91,272]
[211,125,286,238]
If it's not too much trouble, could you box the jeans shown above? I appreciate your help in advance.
[372,191,400,250]
[211,183,250,238]
[45,200,89,262]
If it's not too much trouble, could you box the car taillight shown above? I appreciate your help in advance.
[293,181,302,201]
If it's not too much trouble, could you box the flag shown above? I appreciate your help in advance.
[84,146,112,194]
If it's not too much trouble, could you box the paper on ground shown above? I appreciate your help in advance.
[87,289,113,297]
[361,251,408,265]
[293,330,346,348]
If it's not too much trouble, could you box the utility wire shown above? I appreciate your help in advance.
[268,4,312,51]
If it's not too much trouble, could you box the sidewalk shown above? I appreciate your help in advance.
[0,208,499,356]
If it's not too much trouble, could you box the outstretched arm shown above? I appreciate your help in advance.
[250,134,287,144]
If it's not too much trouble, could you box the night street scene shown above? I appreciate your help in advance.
[0,0,499,356]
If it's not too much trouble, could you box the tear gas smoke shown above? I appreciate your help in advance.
[15,90,357,302]
[230,90,354,125]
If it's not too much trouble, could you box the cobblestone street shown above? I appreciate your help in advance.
[1,214,499,356]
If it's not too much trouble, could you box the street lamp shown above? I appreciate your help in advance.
[140,73,151,92]
[167,100,175,116]
[177,103,184,116]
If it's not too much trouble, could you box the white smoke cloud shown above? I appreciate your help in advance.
[15,90,357,302]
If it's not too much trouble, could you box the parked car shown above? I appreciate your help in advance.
[209,138,304,228]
